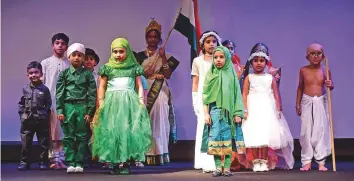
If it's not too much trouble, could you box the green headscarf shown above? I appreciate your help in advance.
[105,38,138,69]
[203,46,244,118]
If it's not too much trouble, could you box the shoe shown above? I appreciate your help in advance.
[252,159,261,172]
[39,163,49,170]
[259,160,269,172]
[223,169,233,177]
[212,169,223,177]
[135,162,144,168]
[110,164,119,175]
[75,166,83,173]
[202,169,212,173]
[17,163,30,171]
[66,166,75,173]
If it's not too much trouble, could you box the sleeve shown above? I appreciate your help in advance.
[56,71,65,115]
[18,87,26,116]
[140,75,148,90]
[44,87,52,113]
[191,58,199,76]
[87,72,97,117]
[233,78,244,118]
[135,65,144,76]
[98,65,108,77]
[41,59,47,83]
[167,56,179,72]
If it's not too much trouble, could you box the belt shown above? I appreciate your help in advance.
[64,99,86,104]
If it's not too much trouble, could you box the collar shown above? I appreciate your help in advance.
[69,66,84,74]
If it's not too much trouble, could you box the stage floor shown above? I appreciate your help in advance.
[1,162,354,181]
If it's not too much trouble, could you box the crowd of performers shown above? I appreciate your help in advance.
[17,18,334,176]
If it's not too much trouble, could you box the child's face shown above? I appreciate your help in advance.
[252,57,267,73]
[146,31,160,47]
[307,51,324,66]
[224,43,235,55]
[203,36,217,55]
[213,51,226,69]
[27,68,43,83]
[84,55,96,70]
[52,39,68,56]
[112,47,127,62]
[69,51,84,68]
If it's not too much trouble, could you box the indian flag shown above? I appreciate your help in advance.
[174,0,202,68]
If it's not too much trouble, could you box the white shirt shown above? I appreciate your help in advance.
[41,55,71,108]
[191,55,213,93]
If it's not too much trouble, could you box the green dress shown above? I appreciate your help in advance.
[92,65,152,164]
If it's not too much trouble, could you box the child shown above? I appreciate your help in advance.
[222,40,244,80]
[92,38,152,175]
[202,46,244,177]
[83,48,100,85]
[242,47,294,172]
[41,33,70,169]
[56,43,97,173]
[191,30,222,173]
[18,61,52,170]
[296,43,333,171]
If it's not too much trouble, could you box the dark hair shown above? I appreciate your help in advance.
[200,30,220,54]
[222,40,235,48]
[250,42,269,56]
[145,30,162,45]
[51,33,69,45]
[85,48,100,65]
[27,61,43,73]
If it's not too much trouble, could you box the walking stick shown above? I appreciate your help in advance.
[325,57,336,171]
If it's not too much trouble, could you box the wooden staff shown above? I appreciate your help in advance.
[325,57,336,171]
[161,8,182,49]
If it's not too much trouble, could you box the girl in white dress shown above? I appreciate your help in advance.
[242,50,294,172]
[191,31,222,173]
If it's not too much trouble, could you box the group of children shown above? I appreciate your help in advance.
[192,30,334,176]
[17,29,334,176]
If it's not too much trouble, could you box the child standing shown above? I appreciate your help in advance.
[92,38,152,175]
[191,30,222,173]
[202,46,244,177]
[242,47,294,172]
[56,43,97,173]
[41,33,70,169]
[18,61,52,170]
[296,43,333,171]
[83,48,100,85]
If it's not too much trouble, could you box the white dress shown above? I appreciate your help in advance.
[191,55,215,170]
[242,73,294,169]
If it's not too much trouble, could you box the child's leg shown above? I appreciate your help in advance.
[36,119,50,167]
[260,147,268,160]
[19,121,35,169]
[252,148,259,159]
[73,103,88,169]
[259,147,269,171]
[212,155,223,177]
[61,104,77,169]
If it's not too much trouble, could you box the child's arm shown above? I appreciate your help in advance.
[86,73,97,119]
[324,68,334,91]
[296,68,304,116]
[56,72,65,121]
[44,87,52,114]
[135,76,145,104]
[203,104,211,125]
[233,75,244,123]
[242,75,250,119]
[18,88,26,118]
[97,76,108,107]
[272,77,282,119]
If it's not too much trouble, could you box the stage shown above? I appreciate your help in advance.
[1,161,354,181]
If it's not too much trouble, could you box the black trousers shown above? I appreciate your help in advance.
[20,118,49,164]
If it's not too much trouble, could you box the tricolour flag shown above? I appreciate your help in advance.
[174,0,202,68]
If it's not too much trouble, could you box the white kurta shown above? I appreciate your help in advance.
[191,55,215,170]
[300,94,331,166]
[41,56,70,140]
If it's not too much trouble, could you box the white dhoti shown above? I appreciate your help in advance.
[300,94,331,166]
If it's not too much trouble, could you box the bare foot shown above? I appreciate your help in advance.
[318,164,328,172]
[300,163,311,171]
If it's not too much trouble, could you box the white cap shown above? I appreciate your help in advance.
[67,43,85,58]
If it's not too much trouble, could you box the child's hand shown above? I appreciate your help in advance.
[243,112,248,120]
[296,105,301,116]
[234,116,242,123]
[84,115,91,123]
[139,98,145,105]
[204,114,212,125]
[57,114,65,121]
[325,80,333,88]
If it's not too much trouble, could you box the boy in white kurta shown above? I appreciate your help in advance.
[296,43,334,172]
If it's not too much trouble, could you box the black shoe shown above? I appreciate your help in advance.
[39,163,49,170]
[18,163,30,171]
